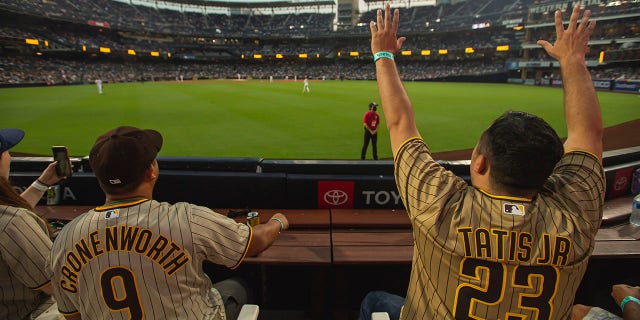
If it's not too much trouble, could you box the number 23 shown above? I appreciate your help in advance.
[453,258,558,320]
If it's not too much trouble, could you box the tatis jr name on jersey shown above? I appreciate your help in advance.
[457,227,572,266]
[60,225,191,293]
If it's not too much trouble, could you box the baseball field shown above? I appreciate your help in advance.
[1,79,638,159]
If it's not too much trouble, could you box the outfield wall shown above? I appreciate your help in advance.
[9,146,640,209]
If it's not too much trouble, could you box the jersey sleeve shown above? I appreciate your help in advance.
[0,208,52,290]
[542,151,606,230]
[394,138,468,221]
[189,204,251,269]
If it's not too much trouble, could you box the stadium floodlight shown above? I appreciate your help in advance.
[599,51,604,64]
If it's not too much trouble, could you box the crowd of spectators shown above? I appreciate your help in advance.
[5,54,638,86]
[0,55,515,85]
[0,0,638,86]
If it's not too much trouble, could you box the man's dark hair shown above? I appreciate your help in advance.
[478,111,564,193]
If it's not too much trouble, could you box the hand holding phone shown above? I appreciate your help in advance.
[52,146,72,177]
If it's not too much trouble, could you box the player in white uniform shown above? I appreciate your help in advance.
[94,79,103,94]
[0,128,66,319]
[48,126,289,320]
[303,78,310,93]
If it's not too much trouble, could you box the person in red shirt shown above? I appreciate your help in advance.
[361,102,380,160]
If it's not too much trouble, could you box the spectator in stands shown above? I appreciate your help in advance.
[48,126,289,320]
[572,284,640,320]
[361,4,603,319]
[0,128,66,319]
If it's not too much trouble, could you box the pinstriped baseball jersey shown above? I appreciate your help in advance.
[48,199,251,319]
[395,138,605,320]
[0,205,53,319]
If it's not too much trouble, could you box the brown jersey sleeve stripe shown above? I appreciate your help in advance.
[30,280,51,291]
[230,226,252,270]
[394,136,424,161]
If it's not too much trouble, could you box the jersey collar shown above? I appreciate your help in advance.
[95,197,150,211]
[477,188,533,202]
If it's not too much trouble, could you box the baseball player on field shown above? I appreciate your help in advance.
[0,128,66,319]
[48,126,289,320]
[361,4,604,320]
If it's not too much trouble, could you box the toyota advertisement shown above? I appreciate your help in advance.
[317,179,403,209]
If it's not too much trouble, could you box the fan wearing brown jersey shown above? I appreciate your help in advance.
[48,126,289,320]
[361,3,604,320]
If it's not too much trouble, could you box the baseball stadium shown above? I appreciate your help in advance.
[1,0,639,319]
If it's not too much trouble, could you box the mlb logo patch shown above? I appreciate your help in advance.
[104,209,120,220]
[503,203,525,216]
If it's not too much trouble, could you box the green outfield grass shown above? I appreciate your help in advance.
[1,80,638,159]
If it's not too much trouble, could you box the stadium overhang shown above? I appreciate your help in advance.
[162,0,335,9]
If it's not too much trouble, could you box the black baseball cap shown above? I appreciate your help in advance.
[89,126,163,188]
[369,102,378,109]
[0,128,25,154]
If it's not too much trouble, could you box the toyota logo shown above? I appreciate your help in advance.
[324,189,348,205]
[614,176,627,191]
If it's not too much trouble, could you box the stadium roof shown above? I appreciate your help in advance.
[163,0,335,8]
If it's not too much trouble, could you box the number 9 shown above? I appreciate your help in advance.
[100,267,144,320]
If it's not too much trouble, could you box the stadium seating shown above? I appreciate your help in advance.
[1,0,637,86]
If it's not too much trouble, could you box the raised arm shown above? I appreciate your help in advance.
[370,4,419,156]
[537,4,603,160]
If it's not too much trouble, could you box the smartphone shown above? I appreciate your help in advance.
[52,146,72,177]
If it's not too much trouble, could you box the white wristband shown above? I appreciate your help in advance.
[270,217,285,233]
[31,180,49,192]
